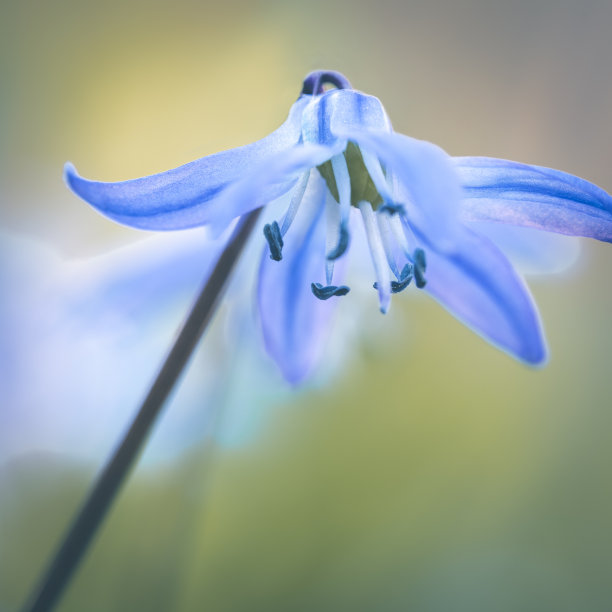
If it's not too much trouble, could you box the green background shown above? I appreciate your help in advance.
[2,0,612,610]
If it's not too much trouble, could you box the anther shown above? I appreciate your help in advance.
[263,221,283,261]
[311,282,351,300]
[413,248,427,288]
[398,263,413,281]
[327,223,350,260]
[379,203,405,215]
[373,264,414,294]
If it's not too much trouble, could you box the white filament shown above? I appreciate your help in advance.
[359,200,391,314]
[360,149,394,202]
[324,189,340,284]
[376,212,400,279]
[330,153,352,227]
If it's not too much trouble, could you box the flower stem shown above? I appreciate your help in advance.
[21,208,262,612]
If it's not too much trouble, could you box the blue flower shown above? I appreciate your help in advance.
[65,70,612,384]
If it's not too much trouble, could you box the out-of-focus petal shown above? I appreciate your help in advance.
[454,157,612,242]
[64,97,311,230]
[419,226,547,364]
[0,229,231,464]
[257,174,347,384]
[470,221,581,276]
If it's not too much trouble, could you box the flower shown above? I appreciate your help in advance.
[65,70,612,384]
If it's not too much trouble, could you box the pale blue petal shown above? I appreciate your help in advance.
[454,157,612,242]
[301,89,391,146]
[470,221,581,276]
[257,175,347,384]
[64,96,311,230]
[419,226,547,364]
[336,129,463,246]
[0,229,230,464]
[206,142,344,231]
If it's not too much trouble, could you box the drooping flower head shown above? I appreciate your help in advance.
[65,70,612,383]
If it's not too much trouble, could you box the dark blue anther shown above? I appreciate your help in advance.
[311,282,351,300]
[392,276,412,293]
[373,263,415,294]
[301,70,353,96]
[373,277,413,294]
[414,248,426,271]
[413,248,427,288]
[327,223,350,260]
[263,221,283,261]
[379,202,405,215]
[398,263,413,281]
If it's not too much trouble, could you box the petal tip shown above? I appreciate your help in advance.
[522,342,549,368]
[63,161,77,183]
[63,162,83,197]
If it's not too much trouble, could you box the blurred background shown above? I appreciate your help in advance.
[1,0,612,610]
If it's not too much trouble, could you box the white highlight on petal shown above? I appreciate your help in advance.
[359,200,391,313]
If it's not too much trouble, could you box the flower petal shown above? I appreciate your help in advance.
[301,89,392,146]
[453,157,612,242]
[418,226,547,364]
[0,228,231,463]
[207,142,344,231]
[336,129,462,246]
[64,96,312,231]
[469,221,581,276]
[257,173,347,384]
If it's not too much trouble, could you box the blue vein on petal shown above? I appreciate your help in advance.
[65,163,228,217]
[65,163,302,220]
[455,159,612,211]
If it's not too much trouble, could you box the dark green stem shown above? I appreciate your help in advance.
[21,207,262,612]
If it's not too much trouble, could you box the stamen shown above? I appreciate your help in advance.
[359,200,391,314]
[392,263,414,293]
[311,282,351,300]
[399,262,414,281]
[414,248,426,270]
[263,221,284,261]
[378,198,425,291]
[413,248,427,288]
[379,203,405,215]
[360,149,394,202]
[324,189,339,284]
[280,171,310,235]
[373,263,413,294]
[388,213,412,257]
